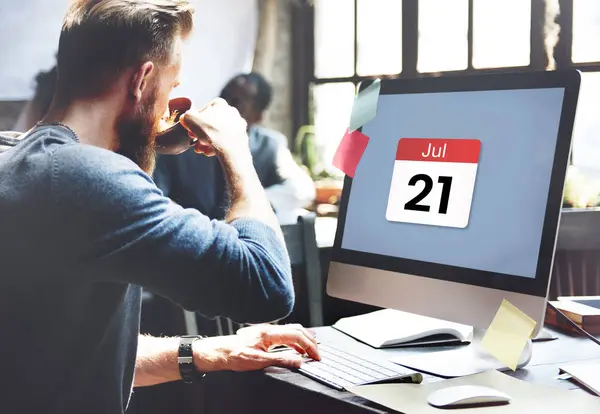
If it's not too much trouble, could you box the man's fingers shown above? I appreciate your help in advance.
[194,147,216,157]
[240,324,320,361]
[295,334,320,361]
[209,97,228,107]
[193,140,216,156]
[232,348,303,371]
[285,323,318,346]
[259,350,303,369]
[269,330,320,361]
[242,323,316,345]
[180,111,208,138]
[283,343,309,356]
[275,324,318,355]
[181,102,243,136]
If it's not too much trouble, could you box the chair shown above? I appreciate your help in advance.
[281,212,324,327]
[183,212,324,336]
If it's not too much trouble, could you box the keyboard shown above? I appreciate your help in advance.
[298,343,423,391]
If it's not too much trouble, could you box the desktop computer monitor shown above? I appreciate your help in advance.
[327,70,580,337]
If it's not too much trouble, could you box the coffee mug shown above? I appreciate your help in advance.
[155,97,197,155]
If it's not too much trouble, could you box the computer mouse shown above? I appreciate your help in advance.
[427,385,511,408]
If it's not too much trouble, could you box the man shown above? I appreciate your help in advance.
[154,72,315,223]
[0,1,319,413]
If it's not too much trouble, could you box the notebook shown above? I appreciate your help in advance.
[560,361,600,396]
[332,308,473,349]
[558,295,600,309]
[545,296,600,334]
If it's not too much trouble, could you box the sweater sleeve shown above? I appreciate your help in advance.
[50,145,294,323]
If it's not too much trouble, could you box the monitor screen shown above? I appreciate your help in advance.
[340,87,566,280]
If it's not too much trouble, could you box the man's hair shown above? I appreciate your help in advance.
[222,72,273,112]
[56,0,194,101]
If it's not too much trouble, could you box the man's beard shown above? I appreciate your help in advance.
[115,92,159,175]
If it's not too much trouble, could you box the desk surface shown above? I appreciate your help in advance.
[255,326,600,413]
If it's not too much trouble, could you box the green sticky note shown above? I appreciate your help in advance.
[480,299,537,371]
[349,79,381,132]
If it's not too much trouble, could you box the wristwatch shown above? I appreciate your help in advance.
[178,335,206,383]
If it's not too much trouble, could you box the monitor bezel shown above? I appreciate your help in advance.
[332,70,581,298]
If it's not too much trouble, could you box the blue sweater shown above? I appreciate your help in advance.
[0,125,294,414]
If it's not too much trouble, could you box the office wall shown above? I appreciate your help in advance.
[0,0,258,106]
[260,1,294,141]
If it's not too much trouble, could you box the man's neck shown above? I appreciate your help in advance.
[43,98,120,150]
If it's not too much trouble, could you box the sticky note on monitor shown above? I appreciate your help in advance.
[332,129,369,178]
[480,299,537,371]
[349,79,381,132]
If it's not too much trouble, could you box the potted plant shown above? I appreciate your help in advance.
[294,125,344,210]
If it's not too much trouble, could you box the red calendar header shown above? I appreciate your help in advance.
[395,138,481,163]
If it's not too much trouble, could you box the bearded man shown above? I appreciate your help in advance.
[0,1,318,413]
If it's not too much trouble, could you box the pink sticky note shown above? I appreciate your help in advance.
[332,129,369,178]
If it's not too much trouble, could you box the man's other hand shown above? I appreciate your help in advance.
[193,324,320,372]
[180,97,249,158]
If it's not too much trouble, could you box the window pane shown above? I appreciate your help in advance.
[572,72,600,170]
[472,0,530,69]
[418,0,468,73]
[315,0,355,78]
[572,0,600,63]
[312,83,356,175]
[356,0,402,76]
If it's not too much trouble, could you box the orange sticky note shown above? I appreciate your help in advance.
[332,129,369,178]
[480,299,537,371]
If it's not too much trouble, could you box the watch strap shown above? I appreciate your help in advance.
[178,335,206,383]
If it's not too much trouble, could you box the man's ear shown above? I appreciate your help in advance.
[130,61,155,102]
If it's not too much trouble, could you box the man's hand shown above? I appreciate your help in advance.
[180,98,249,158]
[180,98,283,239]
[193,324,320,372]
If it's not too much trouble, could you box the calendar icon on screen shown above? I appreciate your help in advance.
[386,138,481,229]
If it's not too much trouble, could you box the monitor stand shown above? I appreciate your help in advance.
[389,330,533,378]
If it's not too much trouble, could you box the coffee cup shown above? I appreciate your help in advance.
[155,97,197,155]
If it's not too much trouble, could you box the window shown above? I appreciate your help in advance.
[570,0,600,171]
[314,0,354,78]
[572,0,600,63]
[305,1,600,177]
[356,0,403,76]
[572,72,600,169]
[472,0,531,68]
[312,83,356,173]
[418,0,468,73]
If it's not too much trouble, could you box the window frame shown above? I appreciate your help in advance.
[291,0,600,164]
[311,0,600,86]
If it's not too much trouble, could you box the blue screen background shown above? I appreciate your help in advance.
[341,88,565,278]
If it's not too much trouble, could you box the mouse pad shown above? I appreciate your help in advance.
[348,370,600,413]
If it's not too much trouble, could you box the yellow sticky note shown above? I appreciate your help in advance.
[480,299,537,371]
